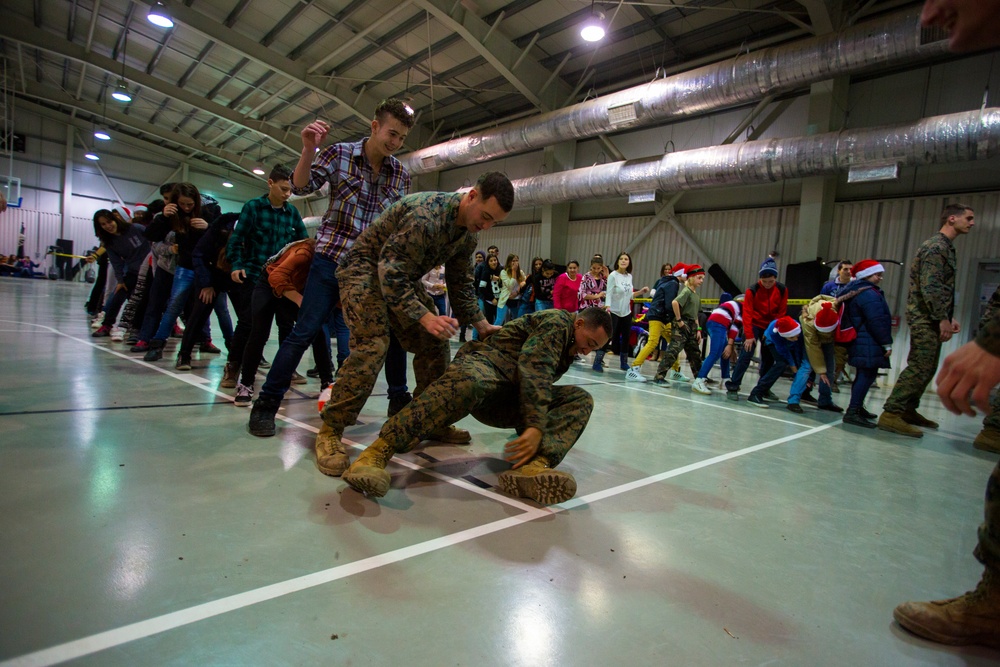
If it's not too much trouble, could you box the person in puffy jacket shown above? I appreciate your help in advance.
[838,259,893,428]
[785,295,844,414]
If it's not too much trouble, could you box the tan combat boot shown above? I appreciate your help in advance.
[893,571,1000,648]
[497,457,577,505]
[315,422,350,477]
[877,411,924,438]
[974,427,1000,454]
[342,438,395,497]
[902,409,940,429]
[426,425,472,444]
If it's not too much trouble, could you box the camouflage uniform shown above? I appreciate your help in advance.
[978,288,1000,432]
[320,191,484,435]
[883,232,956,414]
[654,286,703,382]
[377,309,593,464]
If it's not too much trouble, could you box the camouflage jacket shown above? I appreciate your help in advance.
[338,191,482,326]
[906,232,956,322]
[977,286,1000,357]
[456,309,578,432]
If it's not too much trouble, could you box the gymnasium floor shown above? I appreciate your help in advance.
[1,278,998,667]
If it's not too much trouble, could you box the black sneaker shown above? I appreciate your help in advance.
[763,390,780,402]
[175,354,192,371]
[801,391,818,405]
[726,390,739,402]
[818,403,844,413]
[258,356,270,369]
[843,408,877,428]
[747,394,769,408]
[388,392,413,417]
[786,403,804,414]
[306,367,320,378]
[859,406,877,420]
[248,397,280,437]
[234,383,253,408]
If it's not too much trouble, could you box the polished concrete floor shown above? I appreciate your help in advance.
[1,278,998,666]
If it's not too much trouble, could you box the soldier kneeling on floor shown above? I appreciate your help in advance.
[342,307,612,505]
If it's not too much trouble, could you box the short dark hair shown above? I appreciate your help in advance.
[541,259,555,271]
[159,182,176,196]
[837,260,853,270]
[578,307,613,339]
[567,259,579,268]
[941,203,973,224]
[475,172,515,213]
[269,164,292,182]
[374,98,416,129]
[488,245,499,253]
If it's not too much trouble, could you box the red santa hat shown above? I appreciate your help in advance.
[814,301,839,333]
[686,264,705,277]
[851,259,884,280]
[112,204,132,221]
[133,203,148,213]
[671,263,688,279]
[773,316,801,338]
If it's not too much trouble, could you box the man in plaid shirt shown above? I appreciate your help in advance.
[250,99,415,433]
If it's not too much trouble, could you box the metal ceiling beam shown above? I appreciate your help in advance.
[409,0,573,112]
[161,2,383,127]
[17,81,266,178]
[0,14,300,154]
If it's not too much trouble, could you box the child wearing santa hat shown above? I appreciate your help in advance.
[837,259,893,427]
[786,296,844,413]
[747,315,802,407]
[626,262,686,380]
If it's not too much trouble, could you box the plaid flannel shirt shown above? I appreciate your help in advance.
[292,138,411,263]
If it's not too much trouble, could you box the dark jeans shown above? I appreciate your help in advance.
[137,269,174,342]
[727,325,775,392]
[101,272,138,327]
[227,281,255,368]
[178,293,234,355]
[610,312,633,360]
[240,282,304,386]
[749,341,789,399]
[850,367,880,410]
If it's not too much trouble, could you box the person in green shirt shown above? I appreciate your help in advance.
[654,265,705,386]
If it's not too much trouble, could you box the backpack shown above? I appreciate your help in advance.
[834,286,871,344]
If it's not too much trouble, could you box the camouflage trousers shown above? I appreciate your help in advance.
[654,319,702,381]
[378,352,594,467]
[977,460,1000,573]
[883,315,941,414]
[982,391,1000,431]
[320,275,450,435]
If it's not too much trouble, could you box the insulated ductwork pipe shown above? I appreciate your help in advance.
[401,9,947,176]
[510,109,1000,207]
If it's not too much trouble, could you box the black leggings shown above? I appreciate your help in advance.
[610,312,634,359]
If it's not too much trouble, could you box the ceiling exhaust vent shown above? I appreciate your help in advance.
[608,101,639,127]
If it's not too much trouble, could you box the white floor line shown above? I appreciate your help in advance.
[0,422,836,667]
[4,319,540,512]
[563,369,816,428]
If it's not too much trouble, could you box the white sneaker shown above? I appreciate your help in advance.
[90,313,105,329]
[668,370,690,383]
[110,327,125,342]
[625,366,647,383]
[691,378,712,395]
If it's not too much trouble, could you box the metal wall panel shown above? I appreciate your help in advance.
[1,208,96,261]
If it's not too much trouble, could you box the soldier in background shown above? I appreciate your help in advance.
[891,0,1000,649]
[877,203,975,437]
[282,172,513,477]
[342,307,612,504]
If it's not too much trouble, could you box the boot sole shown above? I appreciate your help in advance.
[877,424,923,438]
[893,608,1000,649]
[497,470,577,505]
[843,417,877,429]
[342,465,390,495]
[973,438,1000,454]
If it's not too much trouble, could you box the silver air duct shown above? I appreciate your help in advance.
[510,109,1000,207]
[401,9,947,176]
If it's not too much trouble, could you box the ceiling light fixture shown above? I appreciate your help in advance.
[252,166,266,176]
[580,3,606,42]
[222,181,234,188]
[111,81,132,102]
[85,153,100,161]
[147,1,174,28]
[252,143,266,175]
[94,127,111,141]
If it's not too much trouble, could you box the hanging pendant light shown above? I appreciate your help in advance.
[94,127,112,141]
[580,2,606,42]
[147,1,174,28]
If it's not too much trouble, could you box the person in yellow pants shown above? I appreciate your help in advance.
[627,263,687,382]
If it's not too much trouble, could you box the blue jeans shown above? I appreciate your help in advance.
[261,255,340,400]
[473,297,485,341]
[494,304,510,326]
[697,321,732,380]
[536,299,553,311]
[727,325,774,392]
[152,267,195,342]
[431,294,447,316]
[326,307,350,369]
[788,342,837,406]
[850,367,879,410]
[749,341,789,399]
[517,299,535,318]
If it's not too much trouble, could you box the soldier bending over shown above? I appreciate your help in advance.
[343,307,612,504]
